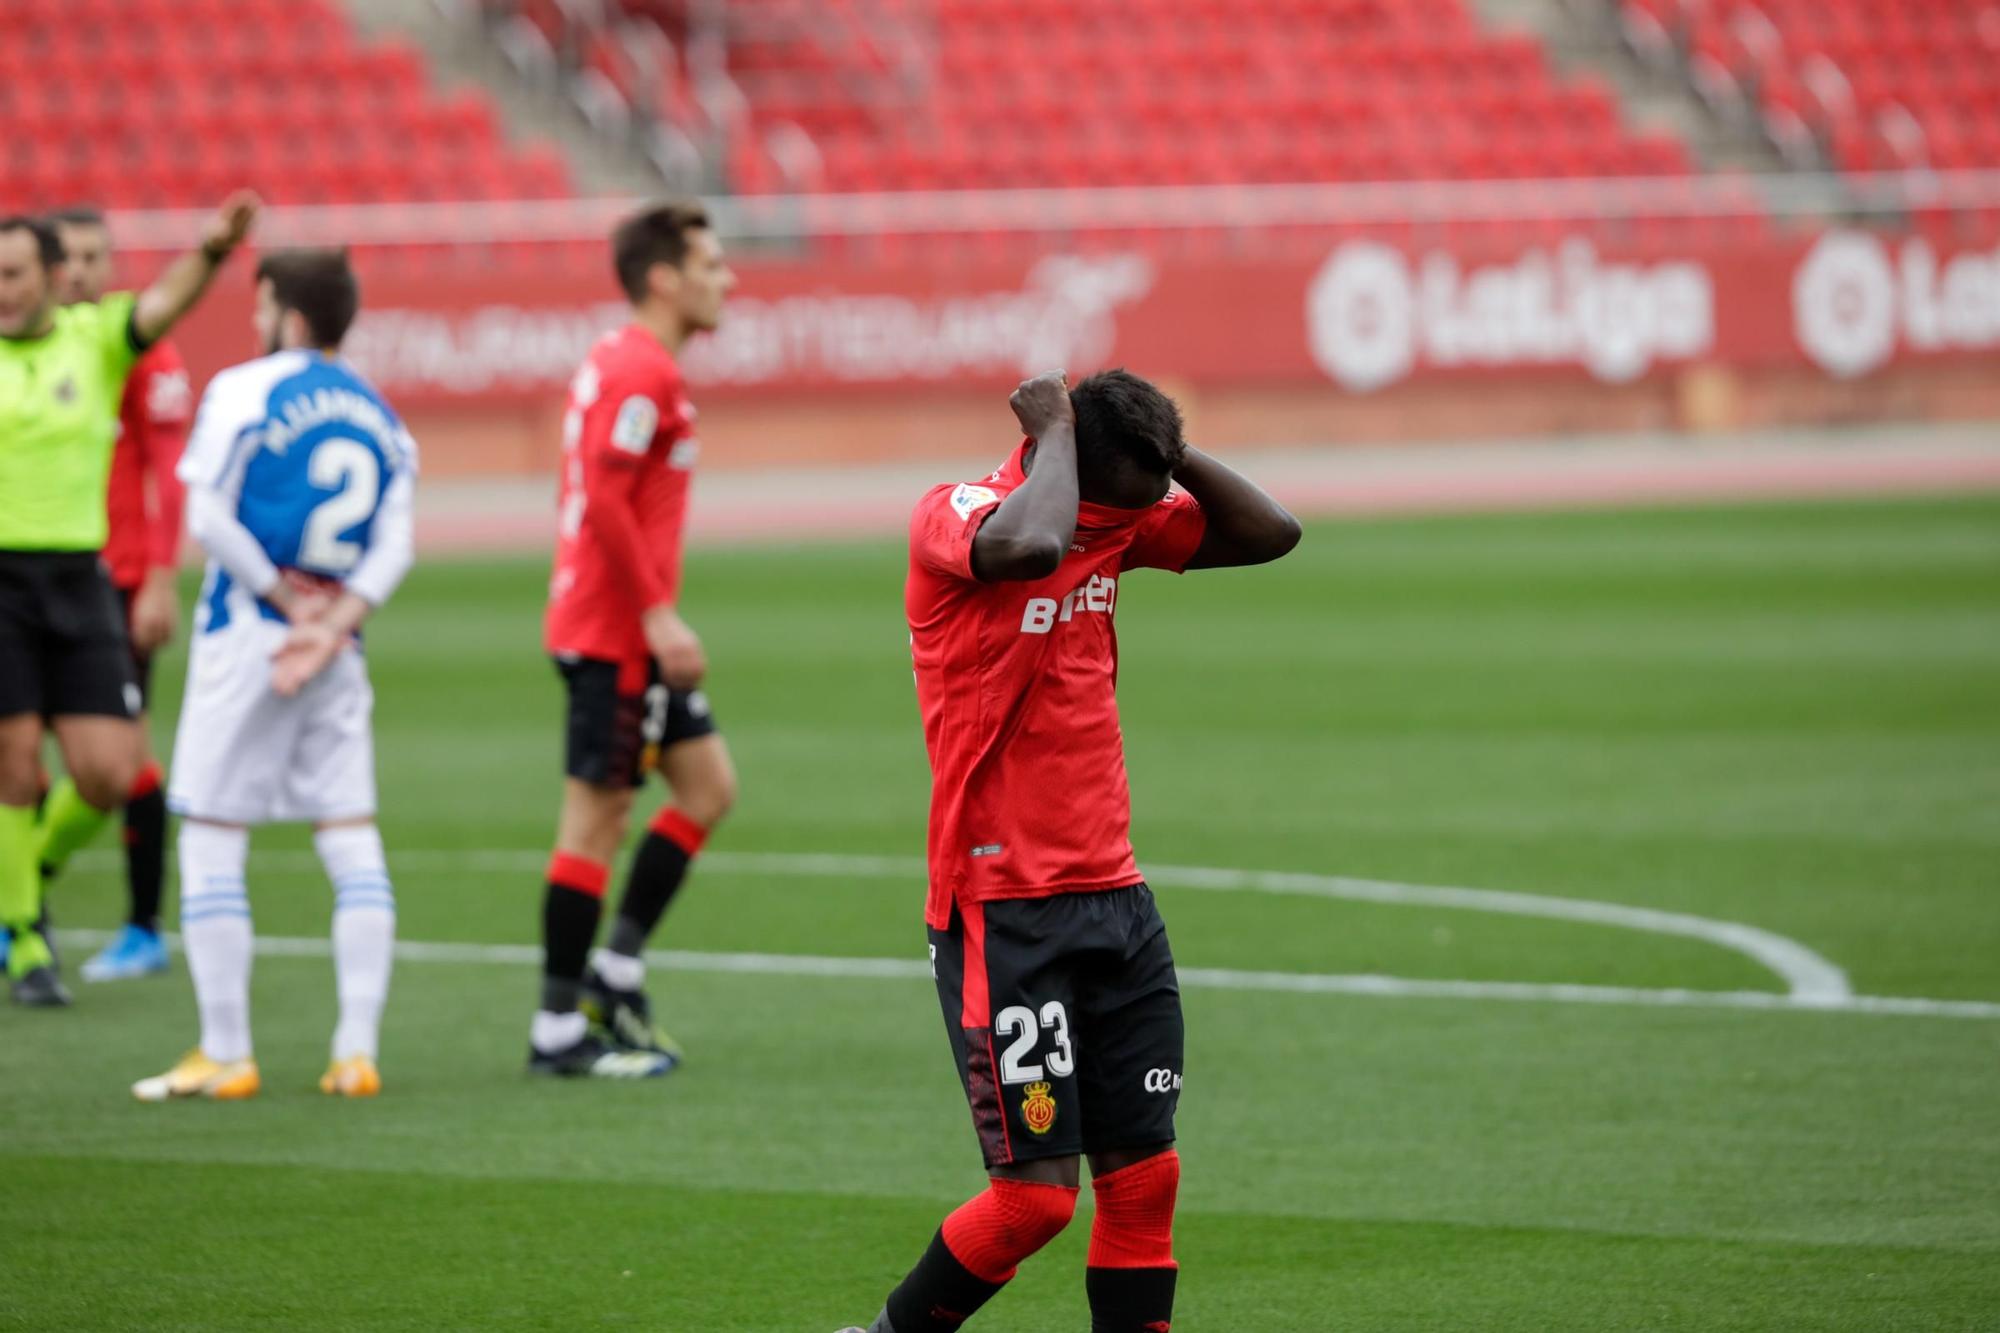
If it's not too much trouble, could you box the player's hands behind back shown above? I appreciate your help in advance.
[271,622,345,698]
[1009,370,1073,440]
[644,604,706,690]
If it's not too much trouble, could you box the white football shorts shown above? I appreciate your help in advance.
[167,618,377,825]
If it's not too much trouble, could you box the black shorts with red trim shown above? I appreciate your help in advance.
[929,883,1184,1169]
[555,654,718,790]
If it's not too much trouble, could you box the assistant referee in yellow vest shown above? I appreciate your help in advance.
[0,192,259,1005]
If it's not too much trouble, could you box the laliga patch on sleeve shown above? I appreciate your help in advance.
[609,395,660,455]
[950,483,1000,522]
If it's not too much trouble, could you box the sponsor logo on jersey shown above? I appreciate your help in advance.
[1021,1081,1057,1135]
[1143,1068,1182,1094]
[950,483,1000,522]
[147,369,193,423]
[1020,574,1117,634]
[53,373,77,405]
[668,438,700,470]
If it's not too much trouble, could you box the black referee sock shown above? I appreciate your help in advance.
[607,833,692,958]
[1085,1267,1177,1332]
[882,1230,1005,1333]
[124,786,166,931]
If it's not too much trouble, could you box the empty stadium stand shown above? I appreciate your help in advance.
[0,0,571,209]
[1619,0,2000,174]
[485,0,1702,195]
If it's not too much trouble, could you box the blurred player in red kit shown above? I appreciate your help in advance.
[840,370,1301,1333]
[527,201,739,1078]
[35,207,192,982]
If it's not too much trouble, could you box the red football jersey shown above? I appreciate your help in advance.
[544,325,700,663]
[102,339,193,590]
[906,442,1208,929]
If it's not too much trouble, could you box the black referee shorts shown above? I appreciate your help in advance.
[0,551,140,720]
[929,883,1184,1169]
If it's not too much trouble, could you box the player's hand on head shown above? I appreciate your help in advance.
[203,191,261,255]
[643,604,706,690]
[270,622,345,697]
[1009,370,1074,440]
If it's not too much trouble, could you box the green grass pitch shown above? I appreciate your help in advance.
[6,495,1998,1331]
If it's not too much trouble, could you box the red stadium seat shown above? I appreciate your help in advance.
[17,1,574,213]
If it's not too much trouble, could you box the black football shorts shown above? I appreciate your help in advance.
[0,551,140,720]
[555,654,717,790]
[929,882,1184,1169]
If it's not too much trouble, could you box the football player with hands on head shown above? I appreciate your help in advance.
[842,368,1300,1332]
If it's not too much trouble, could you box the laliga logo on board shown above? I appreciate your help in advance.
[1304,239,1714,391]
[1792,231,2000,378]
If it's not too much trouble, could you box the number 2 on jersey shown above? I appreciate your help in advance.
[299,438,382,572]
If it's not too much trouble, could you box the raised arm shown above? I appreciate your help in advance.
[131,191,260,347]
[971,371,1080,582]
[1177,446,1303,570]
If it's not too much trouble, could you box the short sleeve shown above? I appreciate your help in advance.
[1120,489,1207,573]
[910,481,1006,581]
[95,292,143,382]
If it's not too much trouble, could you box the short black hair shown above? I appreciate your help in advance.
[45,205,107,230]
[0,215,66,268]
[612,199,711,302]
[256,249,360,348]
[1071,369,1187,478]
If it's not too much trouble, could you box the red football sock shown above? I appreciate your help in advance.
[127,761,163,802]
[940,1177,1079,1283]
[1087,1150,1179,1269]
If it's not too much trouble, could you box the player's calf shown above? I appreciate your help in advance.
[876,1175,1079,1332]
[532,850,611,1058]
[317,822,396,1067]
[1085,1148,1180,1333]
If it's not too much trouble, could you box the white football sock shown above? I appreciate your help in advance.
[532,1009,588,1053]
[179,821,254,1064]
[317,824,395,1062]
[590,946,644,992]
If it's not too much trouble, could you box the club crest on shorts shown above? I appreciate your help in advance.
[1020,1081,1057,1135]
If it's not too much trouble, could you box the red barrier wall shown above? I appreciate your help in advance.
[155,227,2000,474]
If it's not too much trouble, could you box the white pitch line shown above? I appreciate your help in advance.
[49,929,2000,1020]
[96,847,1846,1003]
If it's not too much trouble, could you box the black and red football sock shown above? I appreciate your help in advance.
[540,851,608,1013]
[124,762,166,931]
[606,807,706,959]
[881,1178,1078,1332]
[1085,1150,1180,1332]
